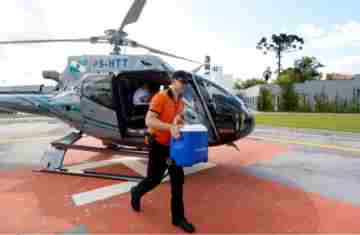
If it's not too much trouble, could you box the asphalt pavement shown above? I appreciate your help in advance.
[1,117,360,233]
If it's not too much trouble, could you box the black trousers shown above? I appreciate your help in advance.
[132,140,185,220]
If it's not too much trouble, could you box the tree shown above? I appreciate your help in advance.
[256,33,304,76]
[275,69,301,112]
[274,57,321,112]
[275,56,324,85]
[233,80,243,90]
[280,83,299,111]
[294,56,324,82]
[275,68,302,85]
[257,88,274,111]
[234,78,266,90]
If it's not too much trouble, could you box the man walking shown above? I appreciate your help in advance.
[130,71,196,233]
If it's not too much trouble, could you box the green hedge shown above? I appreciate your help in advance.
[257,88,275,111]
[257,88,360,113]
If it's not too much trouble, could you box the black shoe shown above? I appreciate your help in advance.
[130,187,141,212]
[172,218,196,233]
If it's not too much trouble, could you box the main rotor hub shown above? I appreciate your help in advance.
[105,29,128,45]
[104,29,129,55]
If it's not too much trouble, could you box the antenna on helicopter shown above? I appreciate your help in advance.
[192,55,211,74]
[205,55,211,75]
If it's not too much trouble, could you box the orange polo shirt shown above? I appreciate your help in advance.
[147,89,184,146]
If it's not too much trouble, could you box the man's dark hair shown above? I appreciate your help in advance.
[172,70,192,84]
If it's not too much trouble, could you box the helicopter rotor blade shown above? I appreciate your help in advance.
[0,38,96,45]
[0,36,111,45]
[128,39,201,64]
[119,0,147,32]
[192,64,205,73]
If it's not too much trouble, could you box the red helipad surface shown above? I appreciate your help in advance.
[1,137,360,233]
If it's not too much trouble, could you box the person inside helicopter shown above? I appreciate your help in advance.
[132,83,153,106]
[129,82,158,128]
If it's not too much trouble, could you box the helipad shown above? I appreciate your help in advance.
[2,132,360,233]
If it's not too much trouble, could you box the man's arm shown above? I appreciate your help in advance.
[174,100,186,127]
[145,111,173,131]
[145,111,181,139]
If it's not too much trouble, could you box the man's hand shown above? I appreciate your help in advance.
[170,125,181,139]
[173,114,185,128]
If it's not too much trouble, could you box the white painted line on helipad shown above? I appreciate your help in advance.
[72,181,138,206]
[72,160,216,206]
[120,158,147,176]
[71,157,146,206]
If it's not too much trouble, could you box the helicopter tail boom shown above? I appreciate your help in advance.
[0,94,54,117]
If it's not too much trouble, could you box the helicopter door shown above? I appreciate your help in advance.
[111,75,131,137]
[194,77,242,143]
[80,75,120,138]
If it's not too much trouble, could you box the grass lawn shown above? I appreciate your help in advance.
[255,113,360,133]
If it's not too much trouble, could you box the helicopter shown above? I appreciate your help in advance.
[0,0,255,175]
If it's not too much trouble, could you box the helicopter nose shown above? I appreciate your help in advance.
[238,113,255,139]
[234,95,256,139]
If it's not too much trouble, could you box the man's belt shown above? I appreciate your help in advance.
[145,131,156,146]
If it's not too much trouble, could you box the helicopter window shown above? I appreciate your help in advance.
[199,79,239,113]
[196,78,242,143]
[181,84,217,144]
[82,76,114,109]
[182,85,201,124]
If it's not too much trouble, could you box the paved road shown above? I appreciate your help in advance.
[251,125,360,151]
[246,125,360,206]
[0,117,70,170]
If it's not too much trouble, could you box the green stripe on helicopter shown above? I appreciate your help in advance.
[31,96,117,131]
[31,96,81,113]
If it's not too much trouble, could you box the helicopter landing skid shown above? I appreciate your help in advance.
[35,132,146,182]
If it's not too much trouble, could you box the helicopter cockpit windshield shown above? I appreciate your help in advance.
[191,75,252,144]
[181,84,217,143]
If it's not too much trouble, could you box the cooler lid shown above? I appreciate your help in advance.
[180,124,208,132]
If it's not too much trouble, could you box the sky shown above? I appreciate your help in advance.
[1,0,360,85]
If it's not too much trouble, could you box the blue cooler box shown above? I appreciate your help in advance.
[170,124,208,167]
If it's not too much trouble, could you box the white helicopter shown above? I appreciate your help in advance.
[0,0,254,181]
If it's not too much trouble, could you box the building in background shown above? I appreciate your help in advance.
[238,76,360,111]
[238,84,281,111]
[324,73,353,81]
